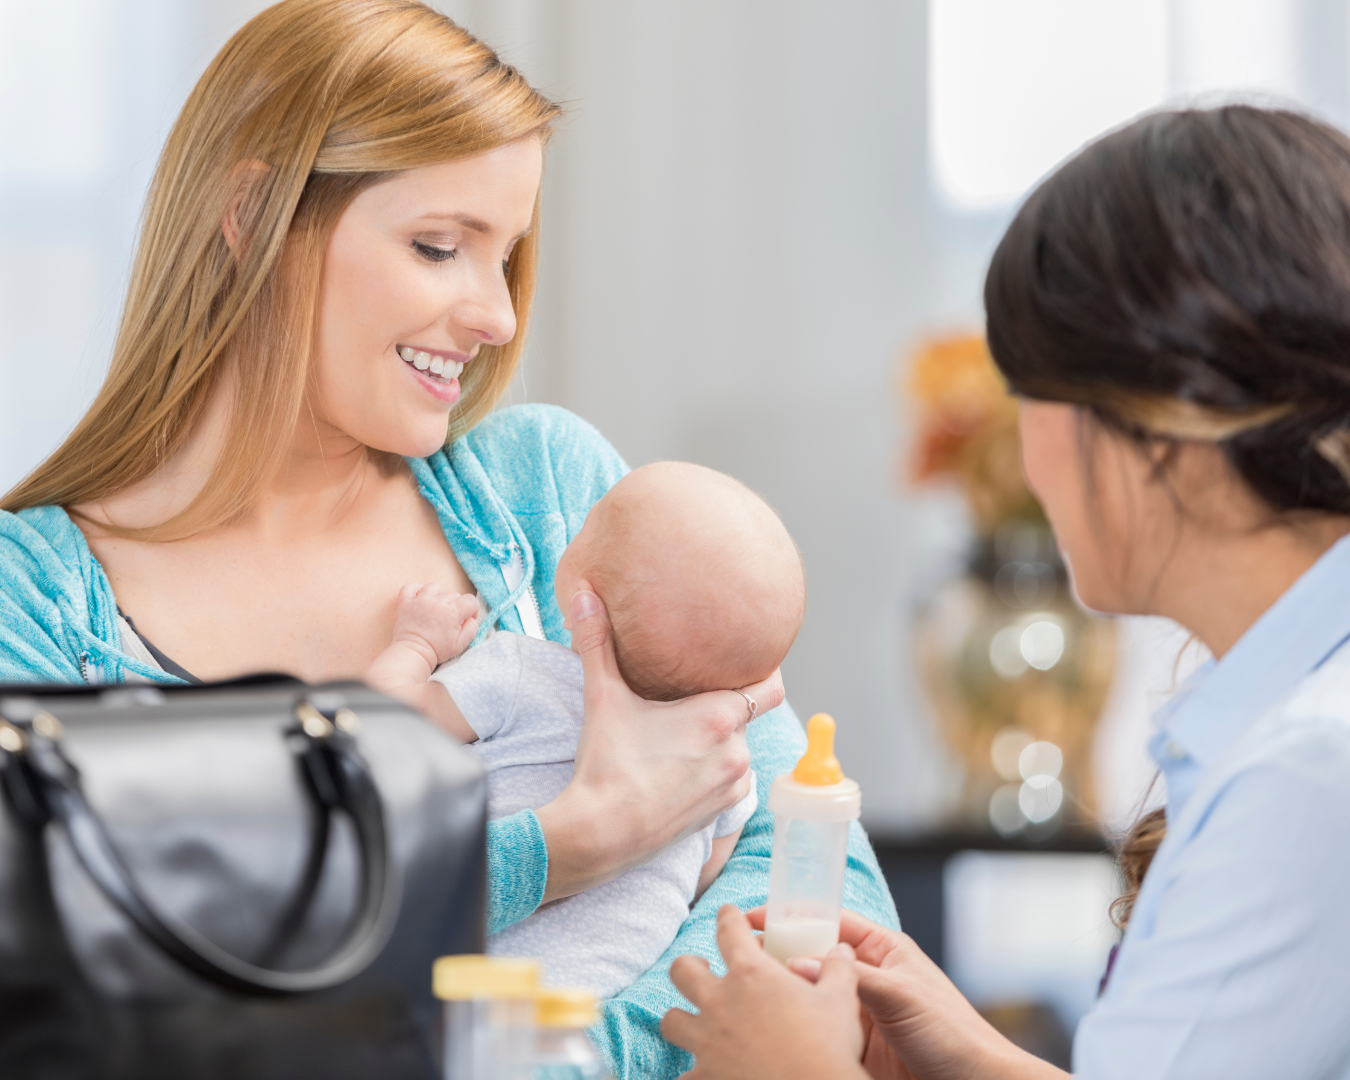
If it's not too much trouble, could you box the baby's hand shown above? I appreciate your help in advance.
[390,583,480,670]
[365,584,480,741]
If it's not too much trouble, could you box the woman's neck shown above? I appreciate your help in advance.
[1152,514,1350,660]
[248,404,396,539]
[79,374,402,540]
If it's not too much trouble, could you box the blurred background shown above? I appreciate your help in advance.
[2,0,1341,1060]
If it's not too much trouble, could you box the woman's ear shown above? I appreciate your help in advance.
[221,159,272,258]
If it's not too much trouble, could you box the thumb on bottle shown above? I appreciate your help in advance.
[787,956,823,983]
[815,942,859,996]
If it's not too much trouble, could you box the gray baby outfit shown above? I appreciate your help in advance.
[431,632,757,998]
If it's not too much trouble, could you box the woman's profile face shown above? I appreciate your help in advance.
[1018,399,1166,615]
[310,137,543,457]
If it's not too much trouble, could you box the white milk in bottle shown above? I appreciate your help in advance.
[762,714,861,964]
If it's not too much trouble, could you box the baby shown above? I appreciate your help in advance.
[364,461,805,997]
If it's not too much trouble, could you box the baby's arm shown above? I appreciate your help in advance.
[364,583,480,742]
[695,826,743,899]
[694,771,758,899]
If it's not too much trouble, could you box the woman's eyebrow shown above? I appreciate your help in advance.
[416,210,533,241]
[418,210,492,233]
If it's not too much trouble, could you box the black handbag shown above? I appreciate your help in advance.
[0,676,486,1080]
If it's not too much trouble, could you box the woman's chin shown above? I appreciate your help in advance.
[359,422,452,460]
[403,433,453,459]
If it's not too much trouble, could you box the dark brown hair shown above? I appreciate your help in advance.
[984,106,1350,922]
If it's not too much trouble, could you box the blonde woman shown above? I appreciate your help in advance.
[0,1,897,1074]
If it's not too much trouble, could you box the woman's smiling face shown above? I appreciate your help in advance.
[310,137,543,457]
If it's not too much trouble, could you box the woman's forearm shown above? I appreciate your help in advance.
[535,785,618,903]
[535,768,724,904]
[495,783,679,919]
[937,1019,1070,1080]
[996,1050,1070,1080]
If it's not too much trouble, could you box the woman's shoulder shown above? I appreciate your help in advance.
[0,504,111,683]
[443,404,629,517]
[0,504,89,582]
[460,403,627,475]
[463,402,608,449]
[1280,640,1350,731]
[1176,652,1350,864]
[1197,649,1350,826]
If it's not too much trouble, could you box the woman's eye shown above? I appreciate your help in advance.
[502,258,511,276]
[413,240,457,263]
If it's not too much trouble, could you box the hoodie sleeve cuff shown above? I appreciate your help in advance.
[485,808,548,935]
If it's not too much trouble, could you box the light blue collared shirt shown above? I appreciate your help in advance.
[1075,534,1350,1078]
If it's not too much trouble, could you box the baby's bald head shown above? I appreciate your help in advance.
[557,462,805,701]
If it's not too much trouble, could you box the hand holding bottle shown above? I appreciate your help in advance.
[662,905,870,1080]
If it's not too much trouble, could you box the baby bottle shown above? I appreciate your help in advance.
[762,713,861,963]
[434,955,540,1080]
[531,988,608,1079]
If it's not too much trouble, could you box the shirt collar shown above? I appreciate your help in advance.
[1151,532,1350,807]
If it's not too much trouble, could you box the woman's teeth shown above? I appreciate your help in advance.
[398,345,464,380]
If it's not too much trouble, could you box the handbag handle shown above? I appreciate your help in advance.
[0,698,401,997]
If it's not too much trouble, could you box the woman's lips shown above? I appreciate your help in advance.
[397,344,465,404]
[407,365,461,404]
[397,344,466,379]
[396,344,467,402]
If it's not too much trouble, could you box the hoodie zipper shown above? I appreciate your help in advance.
[500,548,546,641]
[80,652,106,686]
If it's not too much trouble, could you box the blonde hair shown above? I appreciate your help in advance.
[2,0,559,538]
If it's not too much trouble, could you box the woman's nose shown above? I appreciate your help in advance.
[454,265,517,348]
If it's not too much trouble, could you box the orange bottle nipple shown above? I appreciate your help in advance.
[793,713,844,786]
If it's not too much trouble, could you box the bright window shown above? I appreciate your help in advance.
[1172,0,1301,101]
[928,0,1305,212]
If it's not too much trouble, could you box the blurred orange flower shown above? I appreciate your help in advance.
[904,333,1043,533]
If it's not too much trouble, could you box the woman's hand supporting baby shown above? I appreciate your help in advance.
[535,584,783,904]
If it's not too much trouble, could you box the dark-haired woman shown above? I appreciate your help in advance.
[663,104,1350,1079]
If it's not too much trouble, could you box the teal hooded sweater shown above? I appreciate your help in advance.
[0,403,899,1077]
